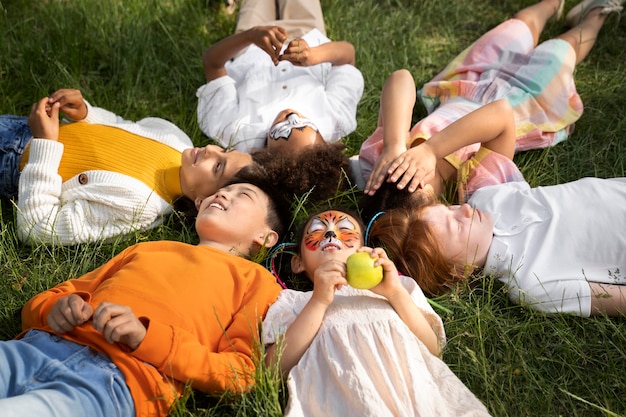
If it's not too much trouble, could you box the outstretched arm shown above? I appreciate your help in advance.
[364,69,416,195]
[387,98,516,192]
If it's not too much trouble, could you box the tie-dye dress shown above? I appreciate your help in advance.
[359,18,582,184]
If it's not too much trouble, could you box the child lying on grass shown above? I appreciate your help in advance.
[0,176,289,417]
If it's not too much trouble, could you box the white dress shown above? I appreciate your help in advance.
[262,276,491,417]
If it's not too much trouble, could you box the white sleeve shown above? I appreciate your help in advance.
[323,64,364,141]
[261,290,303,345]
[16,140,169,245]
[196,76,240,147]
[400,275,447,347]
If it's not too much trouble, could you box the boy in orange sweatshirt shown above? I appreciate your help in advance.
[0,177,288,417]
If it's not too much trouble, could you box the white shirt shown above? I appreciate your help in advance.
[196,29,364,152]
[470,178,626,316]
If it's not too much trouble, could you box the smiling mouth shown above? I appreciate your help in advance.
[209,202,225,211]
[320,239,342,252]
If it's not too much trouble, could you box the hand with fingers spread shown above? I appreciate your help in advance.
[364,143,407,195]
[48,89,88,121]
[386,142,438,193]
[92,302,146,350]
[47,294,94,334]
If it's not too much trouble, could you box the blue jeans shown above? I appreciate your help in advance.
[0,115,31,199]
[0,330,135,417]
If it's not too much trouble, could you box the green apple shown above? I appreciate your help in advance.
[346,252,383,289]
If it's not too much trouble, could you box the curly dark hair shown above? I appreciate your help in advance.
[251,141,353,204]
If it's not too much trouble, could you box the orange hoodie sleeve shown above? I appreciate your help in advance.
[131,264,281,393]
[21,248,129,331]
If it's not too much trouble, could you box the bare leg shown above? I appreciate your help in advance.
[557,7,608,64]
[513,0,564,46]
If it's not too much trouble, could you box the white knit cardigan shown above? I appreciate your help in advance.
[17,102,193,245]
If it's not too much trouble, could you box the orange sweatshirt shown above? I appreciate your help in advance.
[20,241,282,417]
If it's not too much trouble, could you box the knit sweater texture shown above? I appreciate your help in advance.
[17,102,192,245]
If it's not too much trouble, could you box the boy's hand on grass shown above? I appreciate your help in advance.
[47,294,94,334]
[92,302,146,350]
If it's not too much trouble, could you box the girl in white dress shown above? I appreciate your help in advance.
[262,209,491,417]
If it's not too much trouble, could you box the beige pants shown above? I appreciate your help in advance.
[235,0,326,40]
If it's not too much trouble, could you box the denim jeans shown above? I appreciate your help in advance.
[0,330,135,417]
[0,115,31,199]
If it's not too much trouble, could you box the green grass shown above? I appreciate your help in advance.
[1,0,625,416]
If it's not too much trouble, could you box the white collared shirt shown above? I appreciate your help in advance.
[196,29,364,152]
[470,178,626,316]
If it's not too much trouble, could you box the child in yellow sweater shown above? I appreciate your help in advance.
[0,176,288,417]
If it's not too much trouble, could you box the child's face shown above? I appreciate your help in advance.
[180,145,253,200]
[421,204,494,270]
[195,183,276,252]
[294,210,363,278]
[267,109,324,153]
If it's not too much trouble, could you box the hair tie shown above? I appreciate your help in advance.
[364,211,386,244]
[264,242,297,289]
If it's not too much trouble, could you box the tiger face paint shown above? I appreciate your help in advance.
[303,210,361,252]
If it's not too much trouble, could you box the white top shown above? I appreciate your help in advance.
[262,275,491,417]
[470,178,626,316]
[196,29,364,152]
[17,101,192,245]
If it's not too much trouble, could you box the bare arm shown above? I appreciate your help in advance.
[366,247,440,356]
[365,69,416,195]
[279,39,355,67]
[202,26,288,81]
[265,260,347,374]
[387,99,516,192]
[589,282,626,317]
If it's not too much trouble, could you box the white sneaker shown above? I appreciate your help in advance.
[565,0,625,27]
